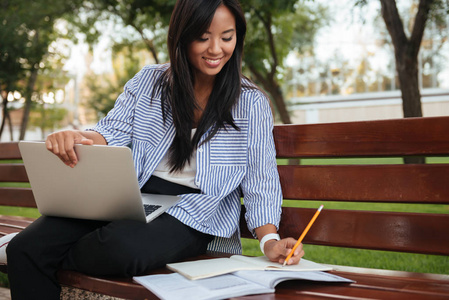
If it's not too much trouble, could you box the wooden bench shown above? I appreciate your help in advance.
[1,116,449,299]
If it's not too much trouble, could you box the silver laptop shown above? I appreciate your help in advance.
[18,141,181,223]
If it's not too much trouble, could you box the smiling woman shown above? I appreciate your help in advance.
[3,0,303,299]
[188,6,237,81]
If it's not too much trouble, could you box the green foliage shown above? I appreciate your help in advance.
[0,0,87,138]
[0,0,85,84]
[69,0,176,62]
[29,106,68,138]
[242,1,328,81]
[85,43,149,120]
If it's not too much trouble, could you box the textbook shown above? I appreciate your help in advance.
[133,270,353,300]
[166,255,333,280]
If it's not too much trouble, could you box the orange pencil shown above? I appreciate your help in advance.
[283,205,323,267]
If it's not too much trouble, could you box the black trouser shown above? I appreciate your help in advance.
[7,177,212,300]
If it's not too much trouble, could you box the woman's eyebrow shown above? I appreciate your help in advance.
[222,29,235,34]
[204,29,236,34]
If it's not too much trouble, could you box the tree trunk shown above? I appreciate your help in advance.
[0,90,7,139]
[248,65,292,124]
[19,66,39,140]
[396,52,423,118]
[0,89,14,141]
[266,80,292,124]
[379,0,433,164]
[379,0,429,119]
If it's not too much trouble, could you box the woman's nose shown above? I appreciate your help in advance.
[208,39,221,54]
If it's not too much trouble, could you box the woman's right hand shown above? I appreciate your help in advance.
[45,130,94,168]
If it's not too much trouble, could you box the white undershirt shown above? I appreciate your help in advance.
[152,129,198,189]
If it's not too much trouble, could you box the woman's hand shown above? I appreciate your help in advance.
[255,225,304,265]
[263,238,304,265]
[45,130,94,168]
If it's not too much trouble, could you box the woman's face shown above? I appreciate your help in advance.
[188,5,237,82]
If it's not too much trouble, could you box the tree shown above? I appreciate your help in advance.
[357,0,448,118]
[85,42,150,120]
[241,0,328,124]
[0,0,29,140]
[0,0,86,140]
[70,0,176,64]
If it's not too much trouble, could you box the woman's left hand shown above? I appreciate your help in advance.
[263,238,304,265]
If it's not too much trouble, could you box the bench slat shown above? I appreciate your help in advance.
[0,142,22,160]
[278,164,449,204]
[271,208,449,255]
[0,188,37,207]
[56,267,449,300]
[274,116,449,158]
[0,164,29,182]
[291,279,449,300]
[57,270,161,300]
[0,217,37,235]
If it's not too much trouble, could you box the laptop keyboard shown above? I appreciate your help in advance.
[143,204,162,216]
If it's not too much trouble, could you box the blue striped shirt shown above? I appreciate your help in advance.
[91,64,283,254]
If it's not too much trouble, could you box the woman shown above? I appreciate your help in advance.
[3,0,304,298]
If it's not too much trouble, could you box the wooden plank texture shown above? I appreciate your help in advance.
[274,116,449,158]
[241,207,449,255]
[0,164,29,182]
[0,188,36,207]
[56,267,449,300]
[278,164,449,203]
[0,142,22,160]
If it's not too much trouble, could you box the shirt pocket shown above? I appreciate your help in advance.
[210,118,248,166]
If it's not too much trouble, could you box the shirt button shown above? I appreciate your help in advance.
[198,148,204,153]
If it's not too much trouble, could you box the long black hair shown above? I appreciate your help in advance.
[154,0,248,172]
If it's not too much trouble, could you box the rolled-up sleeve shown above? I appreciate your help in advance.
[240,92,283,236]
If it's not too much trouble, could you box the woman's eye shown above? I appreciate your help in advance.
[223,37,233,42]
[198,37,208,42]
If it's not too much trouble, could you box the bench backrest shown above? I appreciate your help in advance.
[2,116,449,256]
[240,116,449,256]
[0,142,35,207]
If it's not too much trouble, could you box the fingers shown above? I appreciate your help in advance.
[264,238,305,266]
[46,130,93,167]
[282,243,305,266]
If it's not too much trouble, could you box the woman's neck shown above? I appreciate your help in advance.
[193,78,214,127]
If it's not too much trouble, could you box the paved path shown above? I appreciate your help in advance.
[0,288,10,300]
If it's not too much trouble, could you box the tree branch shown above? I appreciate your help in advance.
[131,24,160,64]
[379,0,408,53]
[409,0,434,58]
[252,8,278,79]
[248,64,270,89]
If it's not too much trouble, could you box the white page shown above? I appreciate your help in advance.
[133,273,273,300]
[166,257,258,280]
[233,270,354,288]
[231,256,333,272]
[167,255,333,280]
